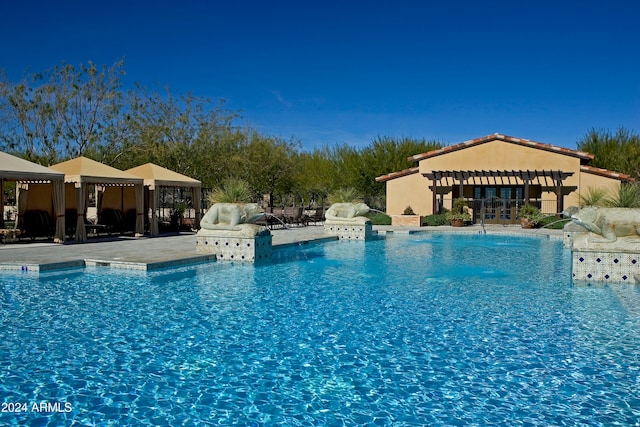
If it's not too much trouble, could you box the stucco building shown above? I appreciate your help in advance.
[375,133,635,225]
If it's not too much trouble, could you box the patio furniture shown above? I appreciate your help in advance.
[0,228,22,244]
[255,207,286,229]
[22,210,55,240]
[309,206,327,225]
[283,206,308,227]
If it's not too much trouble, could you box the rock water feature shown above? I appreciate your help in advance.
[566,207,640,283]
[196,203,272,262]
[323,202,373,240]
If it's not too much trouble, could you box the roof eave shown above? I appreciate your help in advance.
[409,133,594,162]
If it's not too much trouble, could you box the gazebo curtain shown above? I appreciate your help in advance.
[16,183,28,231]
[75,183,87,242]
[52,180,65,243]
[96,185,105,220]
[13,182,65,242]
[193,188,201,227]
[135,183,144,236]
[0,181,4,229]
[150,188,159,236]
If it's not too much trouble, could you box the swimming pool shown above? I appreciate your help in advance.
[1,233,639,425]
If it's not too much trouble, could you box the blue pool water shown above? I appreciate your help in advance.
[1,233,640,426]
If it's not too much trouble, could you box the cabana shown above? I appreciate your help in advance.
[126,163,201,236]
[50,157,144,242]
[0,151,66,243]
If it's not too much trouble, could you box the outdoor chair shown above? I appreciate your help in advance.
[65,208,78,237]
[309,206,327,225]
[21,210,55,240]
[255,207,286,229]
[99,208,125,234]
[283,206,308,227]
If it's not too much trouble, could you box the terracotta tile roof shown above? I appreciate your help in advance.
[580,165,636,182]
[408,133,594,162]
[375,167,419,183]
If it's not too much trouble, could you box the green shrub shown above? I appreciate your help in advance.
[403,206,416,215]
[518,203,544,226]
[579,186,608,207]
[605,182,640,208]
[423,213,449,226]
[208,178,253,205]
[538,215,570,229]
[445,198,471,222]
[327,188,363,204]
[366,212,391,225]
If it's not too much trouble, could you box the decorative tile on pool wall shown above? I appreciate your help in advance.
[324,223,373,240]
[572,251,640,282]
[196,234,272,262]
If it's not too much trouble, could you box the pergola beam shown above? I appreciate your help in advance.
[423,170,574,213]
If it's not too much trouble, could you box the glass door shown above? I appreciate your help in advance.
[499,187,511,220]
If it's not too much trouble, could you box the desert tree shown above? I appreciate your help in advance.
[0,60,125,164]
[112,83,241,187]
[577,127,640,179]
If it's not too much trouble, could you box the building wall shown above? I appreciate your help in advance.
[385,172,432,215]
[418,140,580,176]
[574,172,622,206]
[384,138,624,217]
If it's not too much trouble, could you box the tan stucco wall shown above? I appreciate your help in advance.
[385,172,432,215]
[383,138,627,216]
[418,140,580,175]
[572,172,621,207]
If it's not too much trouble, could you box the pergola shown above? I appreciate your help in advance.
[423,169,574,215]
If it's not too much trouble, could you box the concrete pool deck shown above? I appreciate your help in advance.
[0,224,563,272]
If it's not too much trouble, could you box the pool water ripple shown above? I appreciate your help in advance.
[1,233,640,425]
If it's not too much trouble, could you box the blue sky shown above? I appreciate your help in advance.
[2,0,639,151]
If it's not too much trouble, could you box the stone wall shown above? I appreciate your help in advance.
[390,215,422,227]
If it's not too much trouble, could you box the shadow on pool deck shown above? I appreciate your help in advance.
[0,224,562,272]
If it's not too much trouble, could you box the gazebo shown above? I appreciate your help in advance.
[126,163,201,236]
[0,151,66,242]
[50,157,144,242]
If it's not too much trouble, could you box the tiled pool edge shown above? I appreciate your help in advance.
[0,260,85,272]
[85,254,218,271]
